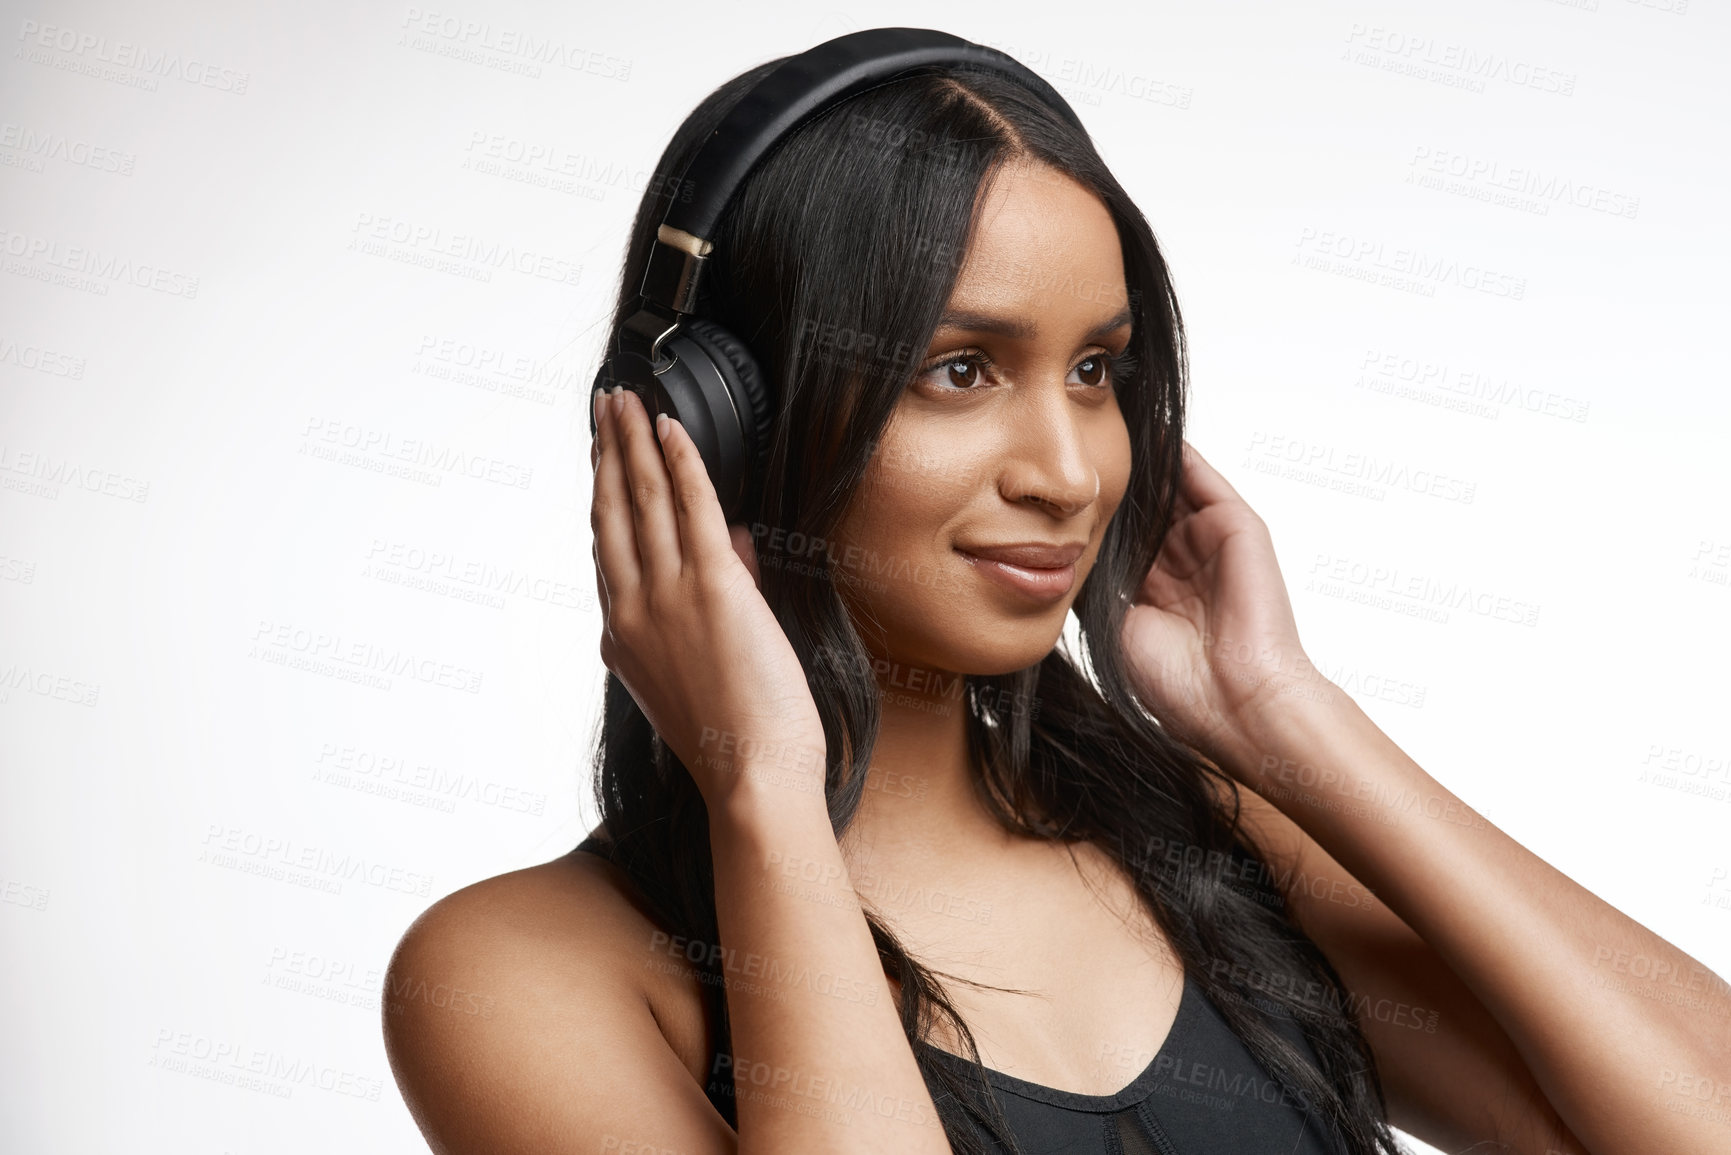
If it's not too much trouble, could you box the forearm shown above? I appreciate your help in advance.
[1212,686,1731,1155]
[707,772,951,1155]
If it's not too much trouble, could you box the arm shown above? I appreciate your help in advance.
[705,775,954,1153]
[1210,678,1731,1155]
[586,386,952,1152]
[1120,440,1730,1155]
[1219,767,1592,1155]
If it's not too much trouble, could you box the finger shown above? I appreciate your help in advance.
[591,387,642,601]
[728,523,761,590]
[591,536,612,621]
[1177,440,1249,510]
[653,414,740,581]
[615,388,684,584]
[590,391,600,472]
[1169,479,1198,522]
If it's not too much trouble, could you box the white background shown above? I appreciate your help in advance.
[2,1,1727,1152]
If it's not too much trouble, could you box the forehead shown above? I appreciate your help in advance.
[946,159,1128,317]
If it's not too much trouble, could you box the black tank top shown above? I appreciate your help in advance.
[573,834,1350,1154]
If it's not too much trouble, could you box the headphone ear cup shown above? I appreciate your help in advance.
[677,317,774,515]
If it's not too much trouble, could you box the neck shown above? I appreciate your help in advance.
[839,658,1024,871]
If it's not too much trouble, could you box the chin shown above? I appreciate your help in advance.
[922,616,1071,680]
[835,560,1084,678]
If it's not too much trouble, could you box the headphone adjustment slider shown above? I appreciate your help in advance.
[639,230,710,315]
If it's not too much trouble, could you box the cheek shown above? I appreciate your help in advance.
[1096,410,1135,512]
[847,418,972,544]
[838,461,940,566]
[829,453,968,620]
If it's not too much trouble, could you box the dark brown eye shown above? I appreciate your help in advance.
[1075,356,1106,387]
[919,349,993,391]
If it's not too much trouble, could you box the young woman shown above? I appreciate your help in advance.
[381,39,1729,1155]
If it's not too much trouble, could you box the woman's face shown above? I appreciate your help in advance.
[829,157,1135,677]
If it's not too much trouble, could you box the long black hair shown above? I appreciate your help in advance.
[584,49,1404,1155]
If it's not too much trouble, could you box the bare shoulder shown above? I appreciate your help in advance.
[382,836,733,1155]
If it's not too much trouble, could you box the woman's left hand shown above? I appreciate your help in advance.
[1119,440,1319,773]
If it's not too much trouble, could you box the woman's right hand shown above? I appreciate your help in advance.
[589,385,829,814]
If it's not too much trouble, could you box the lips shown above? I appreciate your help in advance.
[953,541,1086,569]
[953,541,1084,603]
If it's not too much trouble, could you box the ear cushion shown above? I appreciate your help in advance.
[678,316,775,503]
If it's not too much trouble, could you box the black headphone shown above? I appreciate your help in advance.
[588,27,1084,522]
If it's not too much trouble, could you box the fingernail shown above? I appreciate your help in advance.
[610,386,626,415]
[655,412,669,440]
[593,389,605,424]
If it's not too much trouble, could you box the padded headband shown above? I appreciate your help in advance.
[638,27,1085,315]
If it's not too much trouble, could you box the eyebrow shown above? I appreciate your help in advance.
[934,305,1134,343]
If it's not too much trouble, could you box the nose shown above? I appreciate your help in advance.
[999,386,1101,517]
